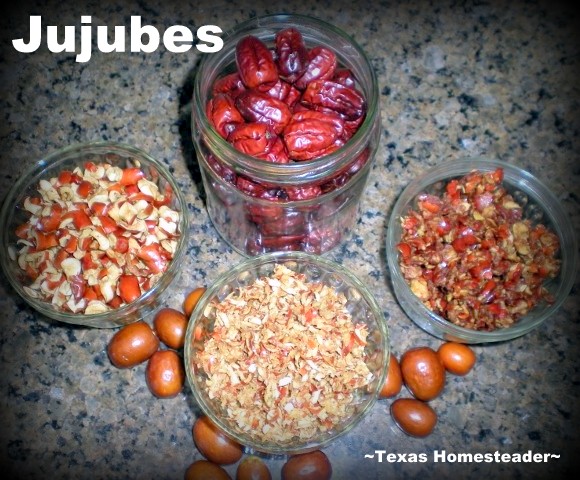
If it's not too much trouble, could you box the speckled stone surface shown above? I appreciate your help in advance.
[0,0,579,479]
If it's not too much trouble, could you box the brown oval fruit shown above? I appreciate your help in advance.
[236,455,272,480]
[400,346,445,401]
[183,287,207,318]
[437,342,476,376]
[107,321,159,368]
[184,460,232,480]
[379,352,403,398]
[281,450,332,480]
[193,416,243,465]
[145,349,185,398]
[390,398,437,437]
[153,307,188,349]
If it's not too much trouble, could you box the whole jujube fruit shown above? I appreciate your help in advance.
[107,321,159,369]
[185,460,232,480]
[379,352,403,399]
[236,455,272,480]
[145,349,185,398]
[391,398,437,437]
[193,416,243,465]
[281,450,332,480]
[275,27,309,82]
[153,307,188,350]
[400,346,445,401]
[236,35,278,89]
[437,342,476,376]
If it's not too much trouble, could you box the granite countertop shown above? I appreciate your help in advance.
[1,0,579,479]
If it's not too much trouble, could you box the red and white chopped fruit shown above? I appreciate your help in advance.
[9,161,180,314]
[398,168,560,331]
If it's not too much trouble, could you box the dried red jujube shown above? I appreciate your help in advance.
[235,90,292,134]
[236,35,278,89]
[294,46,337,90]
[275,27,309,82]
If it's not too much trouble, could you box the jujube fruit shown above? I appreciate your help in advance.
[183,287,207,318]
[437,342,476,376]
[281,450,332,480]
[236,455,272,480]
[193,416,243,465]
[379,352,403,399]
[184,460,232,480]
[153,307,188,349]
[107,321,159,368]
[390,398,437,437]
[145,349,185,398]
[400,346,445,401]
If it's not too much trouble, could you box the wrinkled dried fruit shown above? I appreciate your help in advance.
[207,93,245,138]
[275,28,309,82]
[283,117,340,161]
[235,90,292,134]
[203,26,371,255]
[212,72,246,99]
[228,122,273,157]
[294,46,337,90]
[236,35,278,89]
[301,80,366,120]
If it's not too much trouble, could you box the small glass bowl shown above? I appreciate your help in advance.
[184,251,389,454]
[386,158,578,344]
[0,141,190,328]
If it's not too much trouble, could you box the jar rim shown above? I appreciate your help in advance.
[192,13,379,184]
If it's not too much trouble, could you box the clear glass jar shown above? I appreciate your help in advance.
[191,14,380,255]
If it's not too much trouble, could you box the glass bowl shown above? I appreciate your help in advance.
[0,141,190,328]
[386,158,577,344]
[184,251,389,454]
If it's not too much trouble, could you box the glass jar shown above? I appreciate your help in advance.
[191,14,380,255]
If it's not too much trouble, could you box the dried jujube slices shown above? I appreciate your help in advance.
[10,161,181,314]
